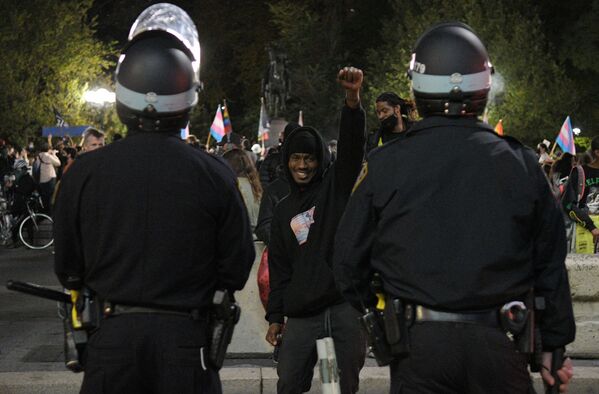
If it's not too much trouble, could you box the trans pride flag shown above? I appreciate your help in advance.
[556,116,575,155]
[210,105,225,142]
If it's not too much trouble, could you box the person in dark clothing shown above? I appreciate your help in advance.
[54,5,255,394]
[259,122,300,187]
[8,159,35,216]
[365,92,413,153]
[334,23,575,394]
[562,136,599,252]
[254,122,300,244]
[264,67,367,394]
[254,168,289,244]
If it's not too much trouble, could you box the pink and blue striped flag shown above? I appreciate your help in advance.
[556,116,576,155]
[209,105,225,142]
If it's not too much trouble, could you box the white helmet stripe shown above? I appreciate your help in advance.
[116,82,198,113]
[411,70,491,94]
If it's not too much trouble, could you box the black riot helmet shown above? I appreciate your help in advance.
[115,3,201,132]
[408,22,493,117]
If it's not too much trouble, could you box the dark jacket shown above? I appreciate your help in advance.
[562,164,599,231]
[334,116,575,351]
[266,104,366,323]
[258,146,282,187]
[54,131,255,312]
[254,172,289,245]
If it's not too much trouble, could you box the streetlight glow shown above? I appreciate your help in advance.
[573,127,581,136]
[83,88,115,105]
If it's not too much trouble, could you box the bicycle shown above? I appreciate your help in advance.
[0,189,54,250]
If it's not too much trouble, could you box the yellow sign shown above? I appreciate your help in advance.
[575,215,599,254]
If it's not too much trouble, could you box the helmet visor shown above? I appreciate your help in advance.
[128,3,201,78]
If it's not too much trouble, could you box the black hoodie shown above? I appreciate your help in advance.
[266,104,366,323]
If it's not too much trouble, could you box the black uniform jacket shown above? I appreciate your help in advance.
[54,131,255,312]
[333,116,575,350]
[266,104,366,324]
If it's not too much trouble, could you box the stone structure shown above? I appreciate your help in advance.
[233,249,599,359]
[566,254,599,358]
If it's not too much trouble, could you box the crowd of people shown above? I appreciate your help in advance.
[0,128,107,246]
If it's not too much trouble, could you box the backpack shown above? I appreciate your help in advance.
[32,157,41,184]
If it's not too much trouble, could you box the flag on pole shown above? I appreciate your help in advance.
[209,105,225,142]
[53,107,69,127]
[180,122,190,140]
[258,98,270,141]
[298,110,304,126]
[494,119,504,136]
[222,103,233,135]
[556,116,576,155]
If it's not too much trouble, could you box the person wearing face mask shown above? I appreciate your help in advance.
[366,92,413,154]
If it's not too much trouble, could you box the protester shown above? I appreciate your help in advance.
[259,123,299,187]
[254,122,299,245]
[563,136,599,253]
[223,148,262,232]
[366,92,414,153]
[81,127,105,153]
[186,134,201,149]
[37,142,61,214]
[334,22,574,393]
[265,66,366,394]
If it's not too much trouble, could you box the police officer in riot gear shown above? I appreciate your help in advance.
[54,4,255,393]
[333,22,575,393]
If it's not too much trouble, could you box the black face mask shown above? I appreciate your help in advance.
[380,114,398,132]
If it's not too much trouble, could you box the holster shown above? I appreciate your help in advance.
[359,308,393,366]
[61,288,100,373]
[207,290,240,370]
[498,290,544,372]
[383,297,411,357]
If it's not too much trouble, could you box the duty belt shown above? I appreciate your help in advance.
[414,305,499,327]
[103,302,204,320]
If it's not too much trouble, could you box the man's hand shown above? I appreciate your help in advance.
[541,352,574,393]
[337,66,363,109]
[591,228,599,243]
[265,323,282,346]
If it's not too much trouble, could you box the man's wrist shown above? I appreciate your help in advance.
[345,93,360,109]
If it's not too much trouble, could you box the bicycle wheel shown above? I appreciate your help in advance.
[19,213,54,250]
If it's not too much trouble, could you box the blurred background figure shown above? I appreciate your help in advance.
[223,148,262,234]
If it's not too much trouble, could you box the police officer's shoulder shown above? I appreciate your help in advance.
[497,133,524,148]
[496,133,536,157]
[365,130,411,164]
[191,147,238,182]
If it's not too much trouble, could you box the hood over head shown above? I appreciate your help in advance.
[281,126,330,189]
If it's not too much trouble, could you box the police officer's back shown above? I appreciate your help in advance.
[54,5,255,393]
[334,22,575,394]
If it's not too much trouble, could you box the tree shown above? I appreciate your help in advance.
[0,0,116,146]
[364,0,579,145]
[268,0,390,140]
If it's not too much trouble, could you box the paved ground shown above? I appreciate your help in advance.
[1,247,598,393]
